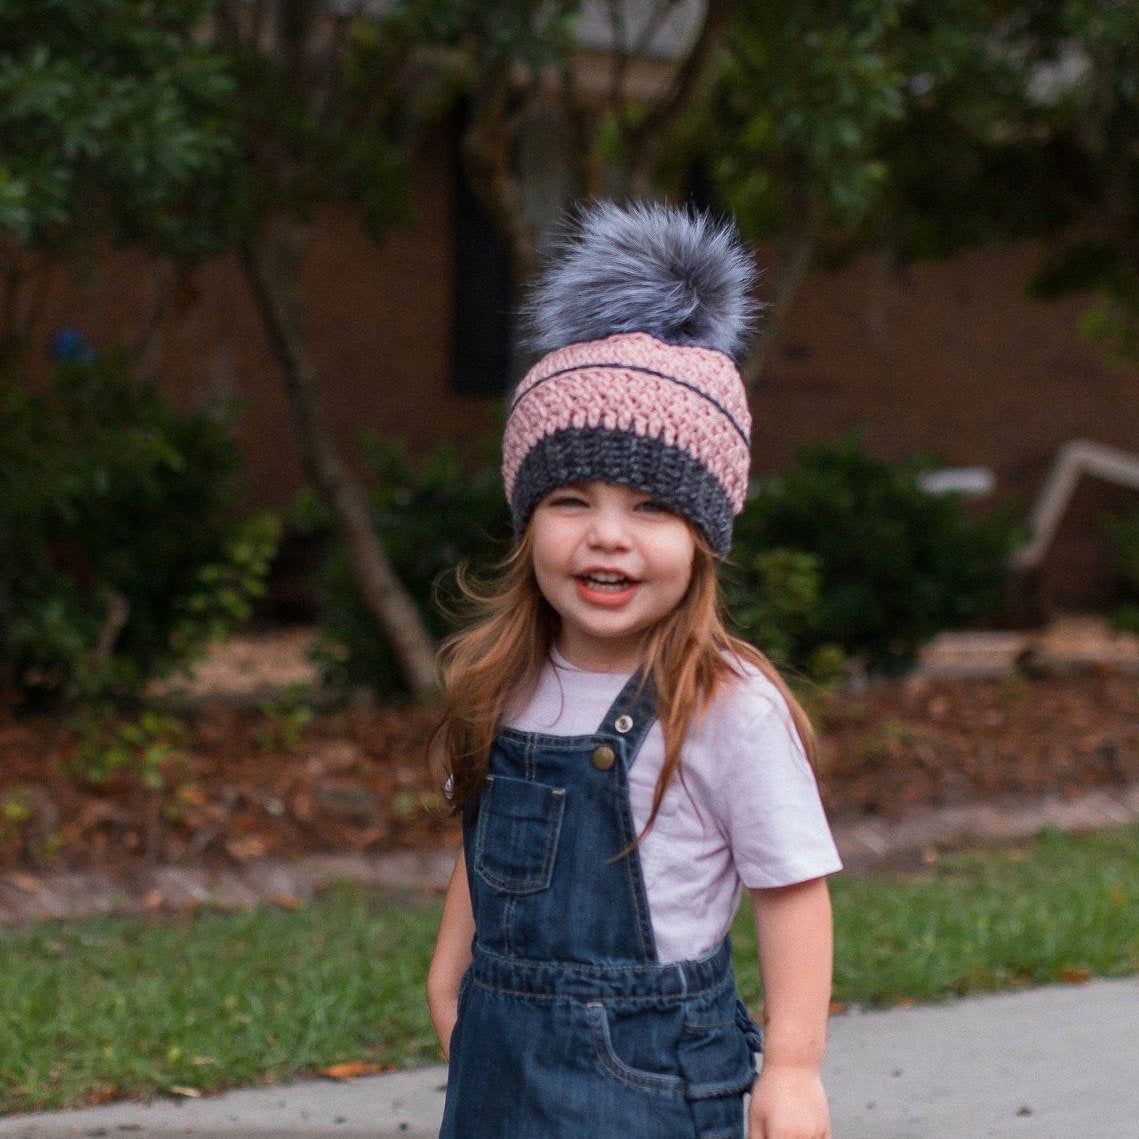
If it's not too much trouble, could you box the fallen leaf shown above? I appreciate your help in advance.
[1059,968,1090,984]
[224,835,267,861]
[320,1061,383,1081]
[169,1085,202,1098]
[267,893,302,910]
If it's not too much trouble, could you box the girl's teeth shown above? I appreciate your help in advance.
[584,573,630,589]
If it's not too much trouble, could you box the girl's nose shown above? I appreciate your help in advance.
[586,507,631,549]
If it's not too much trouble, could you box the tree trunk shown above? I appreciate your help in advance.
[624,0,731,197]
[454,0,732,288]
[240,216,440,703]
[742,206,818,390]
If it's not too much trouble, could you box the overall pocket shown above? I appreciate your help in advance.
[584,1001,747,1136]
[474,775,566,894]
[678,1006,757,1100]
[585,1001,685,1097]
[677,993,756,1138]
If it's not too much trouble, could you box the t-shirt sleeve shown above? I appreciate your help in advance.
[713,677,843,889]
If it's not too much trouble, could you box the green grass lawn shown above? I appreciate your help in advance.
[736,824,1138,1010]
[1,825,1136,1115]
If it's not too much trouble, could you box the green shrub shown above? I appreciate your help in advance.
[305,435,512,698]
[1104,507,1139,634]
[722,547,846,684]
[732,436,1018,674]
[0,354,278,700]
[312,434,1019,694]
[66,708,187,791]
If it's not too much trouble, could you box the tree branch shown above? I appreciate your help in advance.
[625,0,731,194]
[742,203,819,389]
[239,218,440,702]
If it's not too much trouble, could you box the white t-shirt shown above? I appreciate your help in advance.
[505,651,842,964]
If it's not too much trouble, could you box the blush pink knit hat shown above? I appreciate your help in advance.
[502,201,756,555]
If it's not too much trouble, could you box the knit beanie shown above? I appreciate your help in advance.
[501,200,756,556]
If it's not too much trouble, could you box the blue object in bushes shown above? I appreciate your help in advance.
[48,327,96,364]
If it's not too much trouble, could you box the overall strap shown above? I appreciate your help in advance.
[592,668,661,961]
[594,668,658,762]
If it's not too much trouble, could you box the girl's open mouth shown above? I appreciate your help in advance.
[579,571,634,590]
[575,571,639,604]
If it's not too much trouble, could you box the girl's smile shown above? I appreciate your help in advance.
[575,569,640,605]
[530,481,696,672]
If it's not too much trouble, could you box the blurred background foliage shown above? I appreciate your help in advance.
[296,434,512,701]
[298,433,1019,697]
[2,0,1139,701]
[0,351,277,701]
[728,436,1021,679]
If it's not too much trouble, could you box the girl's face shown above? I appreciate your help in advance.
[530,481,696,673]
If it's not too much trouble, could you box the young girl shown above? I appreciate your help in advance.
[428,200,841,1139]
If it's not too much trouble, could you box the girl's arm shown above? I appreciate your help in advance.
[747,876,834,1139]
[426,848,475,1059]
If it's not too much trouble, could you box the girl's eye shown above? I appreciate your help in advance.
[636,499,671,515]
[546,492,589,509]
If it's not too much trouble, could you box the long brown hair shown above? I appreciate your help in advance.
[436,525,817,835]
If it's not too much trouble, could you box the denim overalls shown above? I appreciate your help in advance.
[440,673,761,1138]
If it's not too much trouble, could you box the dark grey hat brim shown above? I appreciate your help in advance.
[510,427,735,555]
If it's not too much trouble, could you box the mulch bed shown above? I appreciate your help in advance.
[2,669,1139,877]
[816,670,1139,821]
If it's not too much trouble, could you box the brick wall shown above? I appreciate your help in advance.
[26,178,1139,615]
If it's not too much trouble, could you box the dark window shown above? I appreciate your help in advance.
[681,155,718,215]
[452,160,515,396]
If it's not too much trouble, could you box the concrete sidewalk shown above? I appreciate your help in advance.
[2,975,1135,1138]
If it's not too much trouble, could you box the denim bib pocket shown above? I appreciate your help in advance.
[474,774,567,894]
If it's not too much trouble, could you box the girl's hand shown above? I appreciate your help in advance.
[430,996,460,1061]
[426,850,475,1060]
[747,1063,832,1139]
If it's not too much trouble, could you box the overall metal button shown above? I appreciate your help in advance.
[591,744,617,771]
[614,714,634,734]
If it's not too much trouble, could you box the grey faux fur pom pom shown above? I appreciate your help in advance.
[523,200,758,363]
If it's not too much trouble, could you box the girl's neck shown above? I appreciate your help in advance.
[550,643,637,676]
